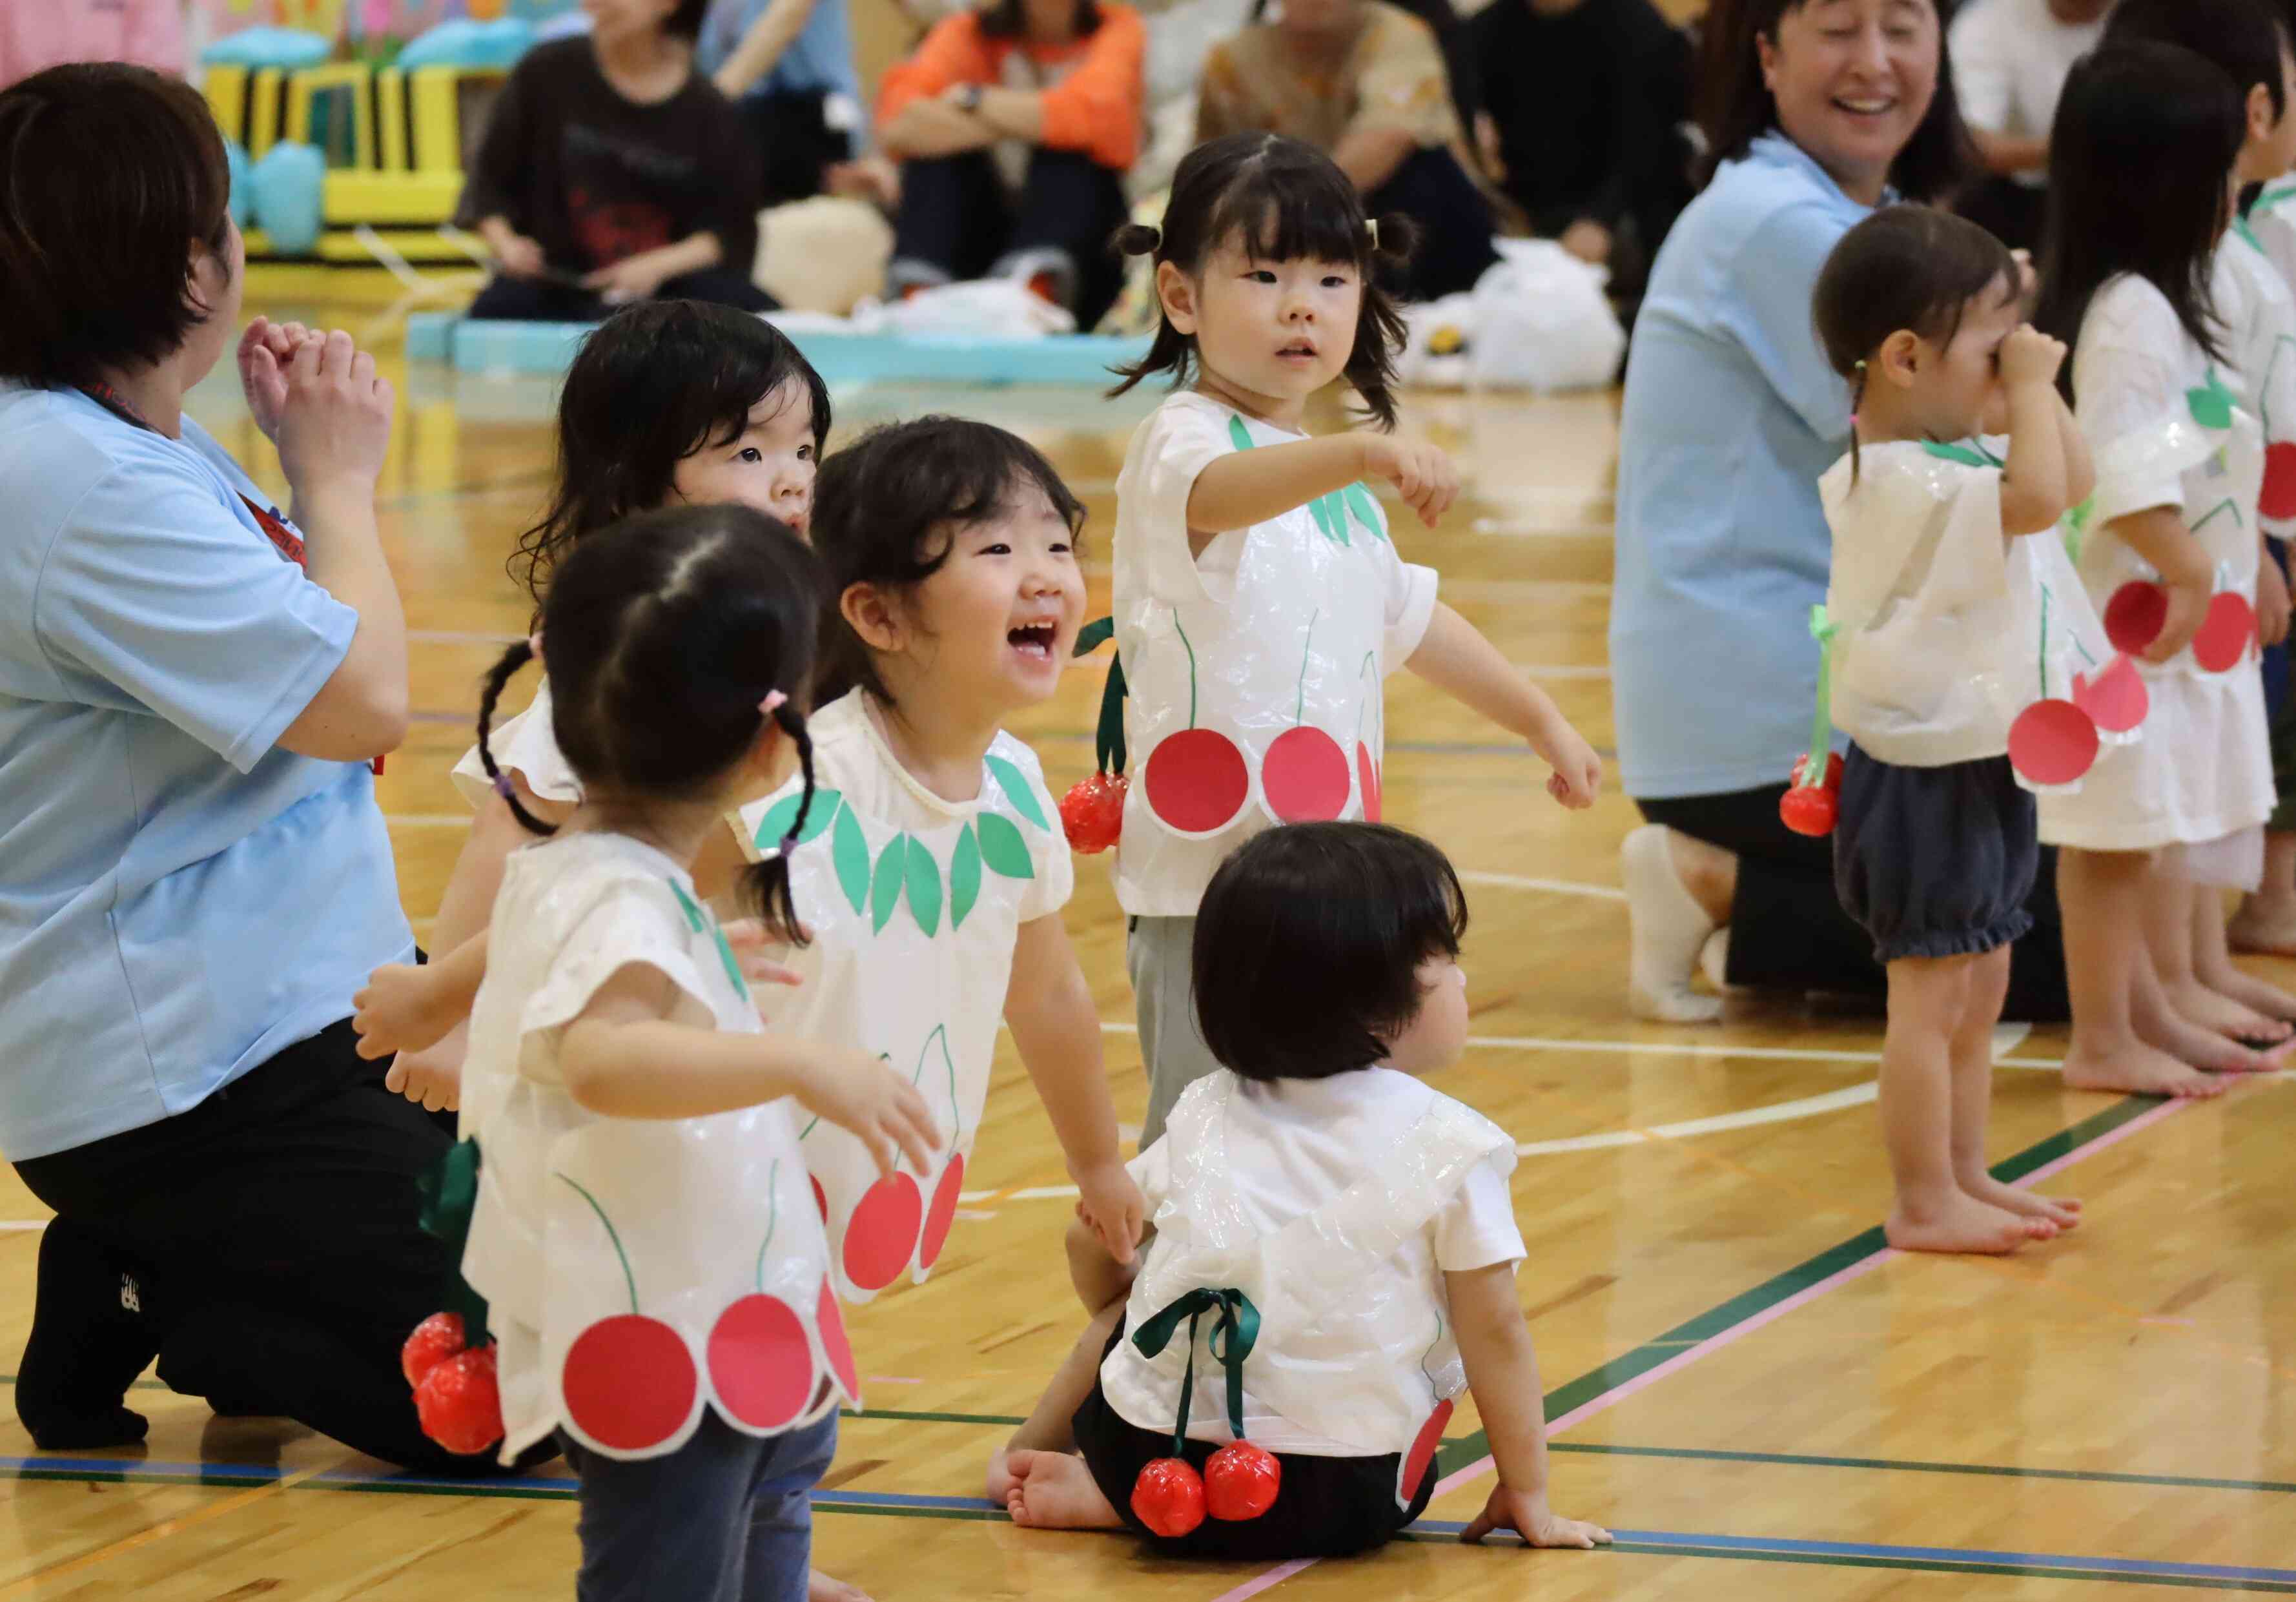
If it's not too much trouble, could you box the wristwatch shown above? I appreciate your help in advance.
[957,83,984,114]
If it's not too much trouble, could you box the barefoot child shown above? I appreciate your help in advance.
[989,824,1610,1561]
[451,507,939,1599]
[1105,132,1604,1149]
[1810,206,2094,1253]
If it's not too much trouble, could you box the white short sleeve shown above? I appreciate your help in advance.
[1430,1151,1524,1273]
[1119,401,1233,605]
[1382,559,1440,670]
[1014,763,1076,922]
[450,679,584,810]
[2075,280,2193,523]
[514,884,723,1083]
[1127,1136,1171,1213]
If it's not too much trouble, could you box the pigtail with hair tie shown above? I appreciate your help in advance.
[1113,221,1163,258]
[474,639,559,837]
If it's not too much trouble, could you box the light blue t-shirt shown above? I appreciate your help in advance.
[697,0,861,105]
[1610,134,1876,798]
[0,386,414,1161]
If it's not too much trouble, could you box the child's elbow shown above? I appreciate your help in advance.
[2000,491,2067,537]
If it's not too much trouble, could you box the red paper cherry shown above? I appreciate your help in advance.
[1399,1398,1454,1507]
[707,1295,814,1431]
[1204,1440,1282,1521]
[1142,729,1250,834]
[2264,442,2296,521]
[1058,772,1128,854]
[811,1175,829,1222]
[843,1170,923,1291]
[1355,742,1382,821]
[2193,591,2257,673]
[415,1344,504,1457]
[562,1315,697,1452]
[1262,726,1351,822]
[919,1152,965,1269]
[815,1278,861,1401]
[1791,750,1843,792]
[2104,581,2169,655]
[2072,653,2149,734]
[1779,783,1838,837]
[401,1311,466,1388]
[2008,698,2100,787]
[1131,1456,1207,1538]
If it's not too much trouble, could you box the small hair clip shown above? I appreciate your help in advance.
[492,773,515,801]
[1364,218,1380,250]
[774,828,801,861]
[1853,358,1868,372]
[760,689,788,717]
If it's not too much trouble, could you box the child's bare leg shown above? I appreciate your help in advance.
[992,1220,1135,1495]
[2191,883,2296,1028]
[1881,954,2043,1254]
[2062,848,2231,1096]
[2153,873,2290,1041]
[1003,1448,1126,1530]
[1949,945,2078,1229]
[988,1299,1128,1520]
[2230,832,2296,954]
[2131,942,2283,1074]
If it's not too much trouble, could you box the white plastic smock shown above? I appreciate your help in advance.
[2039,274,2273,857]
[458,833,857,1466]
[731,692,1072,1304]
[1110,393,1440,917]
[450,679,582,810]
[1101,1071,1512,1465]
[2219,222,2296,541]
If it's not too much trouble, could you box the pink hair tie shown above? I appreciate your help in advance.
[760,690,788,717]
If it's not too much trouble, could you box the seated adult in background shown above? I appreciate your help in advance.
[877,0,1144,328]
[1195,0,1499,302]
[1947,0,2111,252]
[0,0,182,87]
[1464,0,1695,308]
[458,0,772,322]
[0,64,502,1473]
[701,0,870,206]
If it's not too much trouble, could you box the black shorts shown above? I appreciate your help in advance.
[1070,1319,1441,1561]
[1833,746,2038,963]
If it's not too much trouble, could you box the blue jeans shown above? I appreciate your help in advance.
[562,1408,838,1602]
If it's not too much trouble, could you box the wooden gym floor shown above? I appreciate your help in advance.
[3,305,2293,1599]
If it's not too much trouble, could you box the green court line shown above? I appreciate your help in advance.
[1548,1443,2296,1497]
[1431,1093,2159,1481]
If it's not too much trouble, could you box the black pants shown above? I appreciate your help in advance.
[1953,175,2048,255]
[1366,146,1501,303]
[466,267,777,323]
[739,89,854,210]
[1637,784,2071,1022]
[11,1020,508,1474]
[890,147,1131,329]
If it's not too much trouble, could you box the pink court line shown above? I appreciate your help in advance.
[1205,1095,2192,1602]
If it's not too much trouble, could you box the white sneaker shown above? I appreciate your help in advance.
[1622,825,1724,1023]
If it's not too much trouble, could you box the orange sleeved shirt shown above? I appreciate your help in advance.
[877,5,1145,172]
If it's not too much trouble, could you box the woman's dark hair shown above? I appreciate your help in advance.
[1193,823,1469,1082]
[2034,43,2244,377]
[477,505,823,940]
[809,416,1085,706]
[1812,205,2018,476]
[513,300,830,607]
[978,0,1102,37]
[2106,0,2291,120]
[0,64,234,391]
[666,0,712,39]
[1108,132,1419,430]
[1695,0,1972,201]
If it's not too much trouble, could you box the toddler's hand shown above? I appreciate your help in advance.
[2259,549,2291,648]
[1361,435,1461,528]
[1539,726,1603,809]
[2149,577,2213,664]
[1073,1160,1145,1265]
[385,1040,463,1114]
[493,232,547,280]
[794,1051,941,1178]
[353,962,467,1060]
[1998,324,2067,389]
[722,918,811,992]
[1460,1485,1613,1550]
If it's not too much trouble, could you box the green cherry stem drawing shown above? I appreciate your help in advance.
[2191,497,2242,537]
[1174,607,1200,728]
[1294,610,1318,724]
[754,1159,780,1292]
[557,1173,640,1315]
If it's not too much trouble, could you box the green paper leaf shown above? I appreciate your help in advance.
[976,810,1034,880]
[904,835,942,937]
[871,835,906,933]
[2189,369,2236,430]
[668,879,706,932]
[832,804,870,914]
[1228,415,1255,451]
[753,788,841,852]
[984,754,1049,830]
[1074,616,1114,657]
[1342,482,1385,541]
[1920,440,1990,468]
[669,880,748,998]
[950,822,982,930]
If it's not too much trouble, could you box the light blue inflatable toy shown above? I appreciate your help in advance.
[396,17,537,70]
[198,28,331,70]
[224,140,252,230]
[249,142,325,255]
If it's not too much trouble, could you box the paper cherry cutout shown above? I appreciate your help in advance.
[2104,582,2169,655]
[1779,754,1840,837]
[812,1175,829,1222]
[1355,742,1382,822]
[1131,1457,1207,1538]
[402,1311,466,1388]
[1262,726,1351,822]
[1400,1398,1454,1508]
[1143,729,1251,834]
[2008,699,2100,787]
[2072,653,2149,734]
[415,1344,503,1457]
[920,1153,965,1270]
[708,1295,814,1431]
[844,1171,924,1292]
[816,1279,861,1401]
[562,1314,697,1452]
[1058,771,1126,854]
[2264,442,2296,522]
[1204,1441,1282,1521]
[2193,591,2257,673]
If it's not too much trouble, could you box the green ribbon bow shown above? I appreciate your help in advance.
[416,1138,492,1348]
[1074,617,1128,775]
[1131,1286,1260,1452]
[1798,605,1838,786]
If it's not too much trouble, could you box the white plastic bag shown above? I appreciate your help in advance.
[1399,293,1477,390]
[1466,239,1626,391]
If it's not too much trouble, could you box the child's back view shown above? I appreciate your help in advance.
[989,824,1608,1562]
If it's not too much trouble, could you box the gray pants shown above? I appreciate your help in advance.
[1129,916,1225,1150]
[562,1408,837,1602]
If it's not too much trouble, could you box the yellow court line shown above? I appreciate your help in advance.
[0,1460,332,1595]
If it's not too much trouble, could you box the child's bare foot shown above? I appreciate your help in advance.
[2132,999,2284,1074]
[2200,964,2296,1028]
[1001,1449,1125,1530]
[2164,978,2291,1045]
[2061,1037,2232,1097]
[1959,1173,2081,1230]
[986,1446,1021,1506]
[810,1572,872,1602]
[1887,1191,2049,1254]
[2229,895,2296,957]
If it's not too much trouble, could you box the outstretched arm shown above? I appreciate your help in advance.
[1006,912,1143,1264]
[1407,604,1601,806]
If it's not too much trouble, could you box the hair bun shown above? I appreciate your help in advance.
[1113,221,1163,258]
